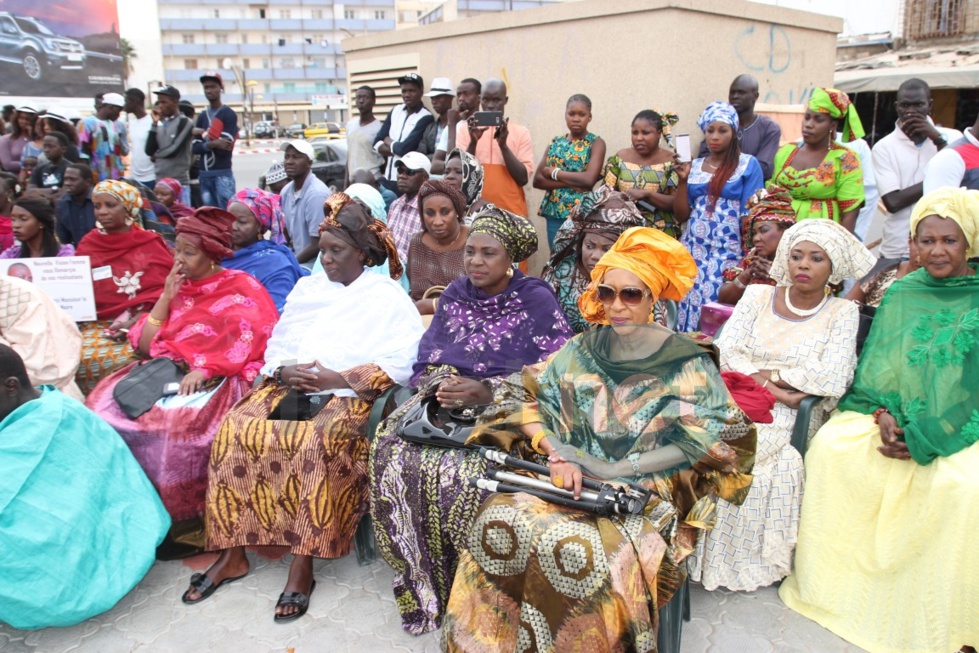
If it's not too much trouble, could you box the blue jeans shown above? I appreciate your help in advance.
[199,171,236,208]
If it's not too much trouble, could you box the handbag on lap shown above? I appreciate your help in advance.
[112,358,185,419]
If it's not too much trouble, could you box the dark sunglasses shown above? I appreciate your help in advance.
[595,284,650,305]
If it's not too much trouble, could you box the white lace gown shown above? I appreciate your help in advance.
[689,285,859,591]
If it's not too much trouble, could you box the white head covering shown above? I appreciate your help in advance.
[769,220,875,286]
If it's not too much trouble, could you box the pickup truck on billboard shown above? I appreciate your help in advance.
[0,1,123,101]
[0,12,86,82]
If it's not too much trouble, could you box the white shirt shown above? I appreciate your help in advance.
[128,114,155,182]
[874,119,962,258]
[345,117,384,177]
[923,127,979,195]
[837,133,879,243]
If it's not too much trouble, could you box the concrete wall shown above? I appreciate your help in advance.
[344,0,841,271]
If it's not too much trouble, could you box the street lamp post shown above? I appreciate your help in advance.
[222,57,251,146]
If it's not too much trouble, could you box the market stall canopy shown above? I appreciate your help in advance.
[835,44,979,93]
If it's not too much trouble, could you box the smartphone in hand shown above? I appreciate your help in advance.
[473,111,503,127]
[675,133,692,163]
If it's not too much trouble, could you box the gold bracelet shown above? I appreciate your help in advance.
[531,429,550,455]
[432,298,439,313]
[147,315,165,328]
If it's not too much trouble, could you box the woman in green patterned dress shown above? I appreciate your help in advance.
[444,227,756,651]
[534,94,606,250]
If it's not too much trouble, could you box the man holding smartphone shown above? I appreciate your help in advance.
[455,78,534,221]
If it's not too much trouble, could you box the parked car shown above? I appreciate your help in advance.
[254,121,287,138]
[304,122,344,140]
[261,139,347,193]
[0,12,86,81]
[286,123,308,138]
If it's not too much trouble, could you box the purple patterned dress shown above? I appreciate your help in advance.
[369,271,572,634]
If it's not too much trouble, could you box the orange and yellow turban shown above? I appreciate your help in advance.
[578,227,697,324]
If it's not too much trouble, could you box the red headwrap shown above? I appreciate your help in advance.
[175,207,235,262]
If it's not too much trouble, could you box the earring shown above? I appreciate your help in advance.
[506,267,514,278]
[825,286,831,297]
[125,217,134,226]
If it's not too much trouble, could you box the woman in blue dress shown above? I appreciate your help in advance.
[674,101,764,332]
[223,188,307,313]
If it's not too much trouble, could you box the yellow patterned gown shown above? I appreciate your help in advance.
[206,366,392,558]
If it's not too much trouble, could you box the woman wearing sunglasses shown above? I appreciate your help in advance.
[691,219,873,593]
[443,227,756,649]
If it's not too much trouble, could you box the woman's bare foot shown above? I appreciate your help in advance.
[274,554,315,619]
[182,547,250,602]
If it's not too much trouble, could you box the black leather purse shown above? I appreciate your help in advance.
[396,396,489,449]
[112,358,185,420]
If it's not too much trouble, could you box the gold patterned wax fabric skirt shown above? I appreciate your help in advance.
[76,321,135,395]
[443,491,680,653]
[205,381,374,558]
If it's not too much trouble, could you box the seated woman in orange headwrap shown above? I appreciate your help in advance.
[443,227,756,651]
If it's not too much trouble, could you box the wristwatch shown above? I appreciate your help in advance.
[770,369,781,384]
[627,452,642,475]
[933,134,948,148]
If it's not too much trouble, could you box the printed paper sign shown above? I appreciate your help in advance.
[3,256,97,322]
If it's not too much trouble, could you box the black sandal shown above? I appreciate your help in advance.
[181,571,247,605]
[273,580,316,623]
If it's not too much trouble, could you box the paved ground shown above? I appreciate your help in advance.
[0,548,866,652]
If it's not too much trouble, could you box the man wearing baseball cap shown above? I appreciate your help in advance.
[192,71,238,207]
[385,151,431,265]
[78,92,130,181]
[146,85,194,204]
[279,139,332,266]
[373,72,433,185]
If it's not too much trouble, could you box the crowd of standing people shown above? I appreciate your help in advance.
[0,67,977,653]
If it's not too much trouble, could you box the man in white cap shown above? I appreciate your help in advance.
[279,140,332,266]
[420,77,456,175]
[373,72,433,186]
[78,92,130,182]
[385,151,431,266]
[344,85,384,186]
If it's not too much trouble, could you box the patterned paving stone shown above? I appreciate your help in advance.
[0,553,868,653]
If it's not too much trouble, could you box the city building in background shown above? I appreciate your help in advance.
[156,1,396,133]
[396,0,572,28]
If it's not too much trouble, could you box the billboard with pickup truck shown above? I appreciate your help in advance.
[0,0,123,99]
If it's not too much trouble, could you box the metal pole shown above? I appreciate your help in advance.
[872,92,879,146]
